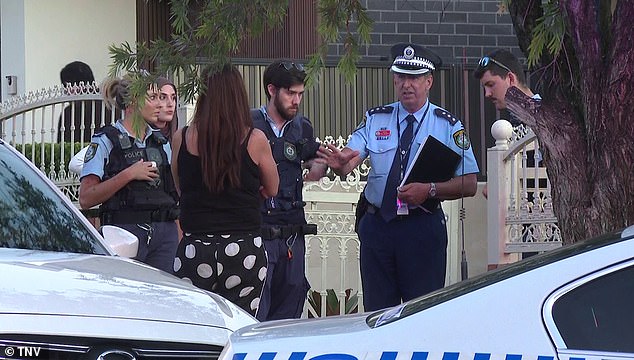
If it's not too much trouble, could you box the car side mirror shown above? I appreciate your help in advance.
[100,225,139,258]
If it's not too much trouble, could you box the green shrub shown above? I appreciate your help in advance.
[307,288,359,317]
[13,142,84,172]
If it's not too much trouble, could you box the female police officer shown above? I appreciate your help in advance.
[79,75,180,273]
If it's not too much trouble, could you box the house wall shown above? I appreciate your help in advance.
[26,0,136,92]
[1,0,26,102]
[0,0,136,141]
[328,0,523,67]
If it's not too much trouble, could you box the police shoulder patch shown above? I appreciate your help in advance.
[453,129,471,150]
[367,105,394,116]
[434,108,458,126]
[84,142,99,163]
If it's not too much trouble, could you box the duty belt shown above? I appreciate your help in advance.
[366,203,436,218]
[101,209,180,225]
[261,224,318,240]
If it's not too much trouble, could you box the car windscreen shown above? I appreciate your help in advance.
[0,143,109,255]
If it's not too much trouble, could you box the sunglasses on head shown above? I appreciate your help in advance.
[279,62,305,72]
[478,56,512,74]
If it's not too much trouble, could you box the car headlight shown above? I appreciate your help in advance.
[218,339,234,360]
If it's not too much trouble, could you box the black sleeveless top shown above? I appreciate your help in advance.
[177,126,262,234]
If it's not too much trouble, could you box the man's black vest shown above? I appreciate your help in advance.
[99,125,179,223]
[251,109,320,225]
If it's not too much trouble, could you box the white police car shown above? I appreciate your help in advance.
[0,139,257,358]
[220,226,634,360]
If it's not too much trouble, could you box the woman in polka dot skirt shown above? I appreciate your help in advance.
[171,65,279,316]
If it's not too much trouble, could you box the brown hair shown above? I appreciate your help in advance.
[156,76,178,140]
[262,59,306,100]
[193,64,253,193]
[474,49,527,85]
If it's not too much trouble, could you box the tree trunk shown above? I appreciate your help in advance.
[506,88,595,245]
[506,0,634,243]
[590,0,634,234]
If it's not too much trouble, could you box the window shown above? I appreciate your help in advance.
[552,264,634,352]
[0,144,108,255]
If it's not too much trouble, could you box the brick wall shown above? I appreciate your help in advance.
[327,0,526,67]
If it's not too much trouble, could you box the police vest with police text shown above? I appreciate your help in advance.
[99,125,179,219]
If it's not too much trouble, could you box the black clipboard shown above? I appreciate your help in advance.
[399,135,461,210]
[400,135,461,185]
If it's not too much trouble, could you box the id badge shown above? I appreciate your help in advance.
[396,199,409,215]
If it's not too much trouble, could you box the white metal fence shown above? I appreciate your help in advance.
[0,82,120,204]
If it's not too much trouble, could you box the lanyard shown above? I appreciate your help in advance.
[396,101,429,181]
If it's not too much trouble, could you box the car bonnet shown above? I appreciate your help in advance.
[0,249,255,330]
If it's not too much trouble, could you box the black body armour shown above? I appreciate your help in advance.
[99,126,179,224]
[251,109,320,225]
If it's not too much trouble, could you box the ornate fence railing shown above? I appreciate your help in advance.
[0,83,119,205]
[486,120,561,269]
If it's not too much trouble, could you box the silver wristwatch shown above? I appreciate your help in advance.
[428,182,437,198]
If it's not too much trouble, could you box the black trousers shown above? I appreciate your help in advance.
[358,207,448,311]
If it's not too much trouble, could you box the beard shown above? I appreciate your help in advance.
[274,95,298,121]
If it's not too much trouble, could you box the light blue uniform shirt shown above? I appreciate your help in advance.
[81,120,172,180]
[347,100,479,208]
[258,105,291,138]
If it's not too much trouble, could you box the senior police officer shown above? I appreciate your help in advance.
[79,75,179,273]
[251,60,327,321]
[319,43,479,311]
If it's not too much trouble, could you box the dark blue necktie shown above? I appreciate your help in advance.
[380,114,416,222]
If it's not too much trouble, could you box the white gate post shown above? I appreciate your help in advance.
[487,119,519,269]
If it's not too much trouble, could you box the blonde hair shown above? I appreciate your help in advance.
[101,76,132,111]
[101,75,152,138]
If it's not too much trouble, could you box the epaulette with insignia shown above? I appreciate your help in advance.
[434,108,459,126]
[367,105,394,116]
